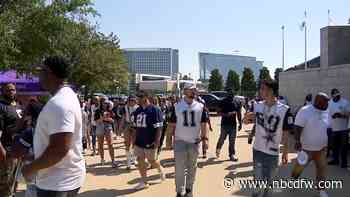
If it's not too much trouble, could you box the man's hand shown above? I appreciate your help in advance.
[295,141,302,152]
[243,112,255,124]
[282,152,288,165]
[22,164,36,181]
[0,143,6,161]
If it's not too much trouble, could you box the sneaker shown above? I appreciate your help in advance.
[112,161,118,168]
[185,188,193,197]
[319,190,328,197]
[160,172,166,182]
[100,159,105,166]
[216,149,220,158]
[176,193,183,197]
[134,182,149,190]
[202,154,207,159]
[230,155,238,162]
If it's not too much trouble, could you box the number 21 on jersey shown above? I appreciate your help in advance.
[136,113,147,128]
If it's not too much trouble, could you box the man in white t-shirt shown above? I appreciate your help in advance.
[169,85,209,197]
[292,93,330,197]
[244,80,293,197]
[328,88,350,168]
[22,56,85,197]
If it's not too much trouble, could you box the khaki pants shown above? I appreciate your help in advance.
[0,158,17,197]
[165,126,173,148]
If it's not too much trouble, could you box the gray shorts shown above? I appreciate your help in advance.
[95,124,112,137]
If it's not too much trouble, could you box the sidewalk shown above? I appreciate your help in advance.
[17,116,349,197]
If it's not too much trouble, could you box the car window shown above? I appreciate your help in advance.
[201,95,214,102]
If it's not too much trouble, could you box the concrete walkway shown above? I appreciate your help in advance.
[17,116,349,197]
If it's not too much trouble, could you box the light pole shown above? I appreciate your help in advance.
[282,25,285,70]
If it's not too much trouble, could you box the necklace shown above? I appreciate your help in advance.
[262,102,278,129]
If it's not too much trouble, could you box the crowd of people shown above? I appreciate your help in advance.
[0,56,349,197]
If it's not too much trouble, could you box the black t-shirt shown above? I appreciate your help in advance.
[112,106,119,119]
[219,97,241,126]
[0,101,20,148]
[132,105,163,149]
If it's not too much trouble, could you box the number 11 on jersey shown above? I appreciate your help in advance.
[182,110,196,127]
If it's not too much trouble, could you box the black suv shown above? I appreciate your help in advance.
[198,93,222,112]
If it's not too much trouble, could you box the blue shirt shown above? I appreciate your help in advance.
[132,105,163,149]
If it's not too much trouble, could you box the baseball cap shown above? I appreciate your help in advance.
[128,95,137,101]
[183,84,196,91]
[297,151,308,165]
[331,88,341,97]
[317,92,330,100]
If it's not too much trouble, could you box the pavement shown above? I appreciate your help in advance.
[17,116,350,197]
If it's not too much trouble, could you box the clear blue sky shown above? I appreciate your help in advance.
[93,0,349,79]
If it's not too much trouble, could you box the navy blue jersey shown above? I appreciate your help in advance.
[132,105,163,149]
[14,128,34,149]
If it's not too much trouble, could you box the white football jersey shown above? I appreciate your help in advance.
[172,99,209,143]
[253,101,293,156]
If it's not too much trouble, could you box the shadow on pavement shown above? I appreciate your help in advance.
[127,174,164,185]
[79,188,137,197]
[225,161,254,171]
[87,165,135,176]
[236,134,249,139]
[160,157,175,168]
[197,157,228,168]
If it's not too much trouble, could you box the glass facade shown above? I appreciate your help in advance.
[123,48,179,78]
[199,52,263,81]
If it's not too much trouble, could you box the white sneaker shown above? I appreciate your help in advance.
[134,182,149,190]
[131,152,137,165]
[160,172,166,182]
[112,161,118,168]
[319,191,329,197]
[126,155,132,169]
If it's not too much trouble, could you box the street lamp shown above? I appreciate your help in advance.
[113,79,120,96]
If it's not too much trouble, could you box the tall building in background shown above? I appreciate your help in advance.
[123,48,179,78]
[199,52,263,81]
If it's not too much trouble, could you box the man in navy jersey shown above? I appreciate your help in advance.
[169,85,209,197]
[132,91,165,190]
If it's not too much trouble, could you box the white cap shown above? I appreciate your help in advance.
[183,83,196,90]
[297,151,308,165]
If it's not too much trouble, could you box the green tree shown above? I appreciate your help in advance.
[208,69,223,91]
[274,67,283,92]
[225,70,240,93]
[258,66,272,88]
[0,0,128,94]
[241,67,256,98]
